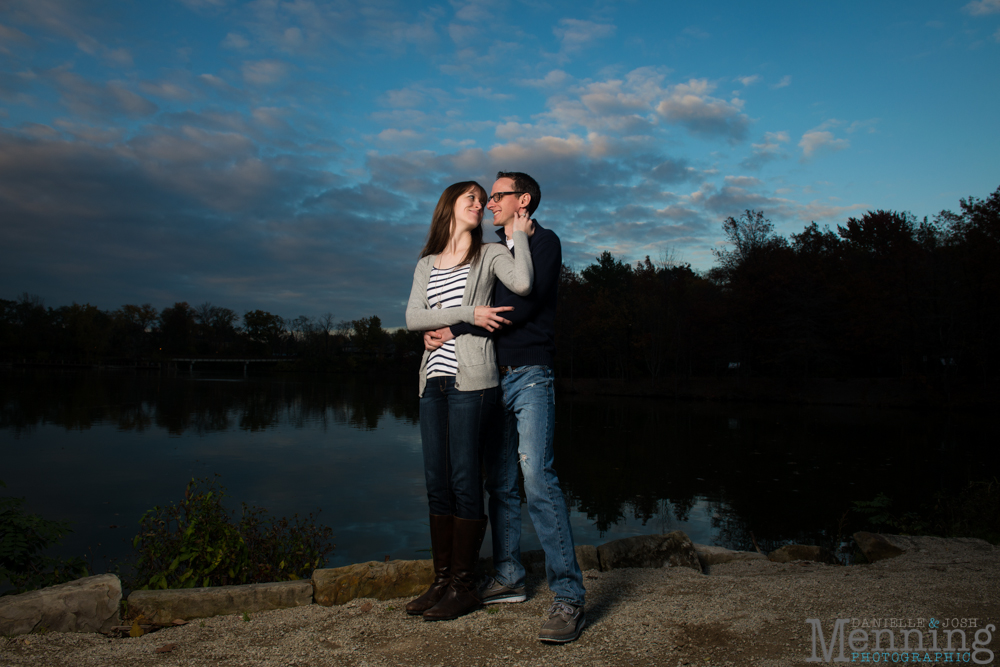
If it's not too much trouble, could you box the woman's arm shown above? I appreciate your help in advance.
[490,230,534,296]
[404,259,476,331]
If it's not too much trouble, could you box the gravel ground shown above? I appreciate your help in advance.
[3,537,998,667]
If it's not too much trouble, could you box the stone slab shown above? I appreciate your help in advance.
[312,560,433,606]
[127,580,312,624]
[767,544,839,565]
[853,532,905,563]
[597,531,701,572]
[0,574,121,635]
[881,534,996,558]
[693,544,767,571]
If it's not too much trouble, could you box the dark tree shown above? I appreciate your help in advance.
[243,310,286,356]
[158,302,198,355]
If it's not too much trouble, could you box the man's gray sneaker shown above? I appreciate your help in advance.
[477,576,527,604]
[538,601,586,644]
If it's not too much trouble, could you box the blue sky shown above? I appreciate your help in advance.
[2,0,998,328]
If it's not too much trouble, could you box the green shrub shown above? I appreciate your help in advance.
[129,476,334,590]
[1,481,89,594]
[853,479,1000,544]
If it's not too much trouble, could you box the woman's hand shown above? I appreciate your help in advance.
[424,328,453,350]
[512,210,535,237]
[475,305,513,332]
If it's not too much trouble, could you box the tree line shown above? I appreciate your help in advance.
[0,297,422,371]
[554,184,1000,383]
[3,184,998,381]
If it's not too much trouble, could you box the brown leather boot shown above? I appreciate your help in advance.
[405,514,453,615]
[422,515,487,621]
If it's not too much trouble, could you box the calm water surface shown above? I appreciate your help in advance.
[1,369,990,575]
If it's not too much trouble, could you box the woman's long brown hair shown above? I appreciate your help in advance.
[419,181,487,266]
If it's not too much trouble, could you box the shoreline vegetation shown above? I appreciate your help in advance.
[3,184,999,394]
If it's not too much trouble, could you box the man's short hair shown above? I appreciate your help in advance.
[497,171,541,216]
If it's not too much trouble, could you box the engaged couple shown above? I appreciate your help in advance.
[404,171,586,644]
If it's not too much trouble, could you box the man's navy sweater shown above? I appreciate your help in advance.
[450,222,560,368]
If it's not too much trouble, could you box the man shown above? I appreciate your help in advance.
[424,171,586,644]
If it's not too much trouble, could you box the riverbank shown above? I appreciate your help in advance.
[3,535,998,667]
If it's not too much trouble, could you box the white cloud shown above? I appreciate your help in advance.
[383,88,426,108]
[103,48,132,67]
[655,79,750,141]
[964,0,1000,15]
[846,119,879,134]
[179,0,230,9]
[771,75,792,89]
[448,22,479,44]
[553,18,616,53]
[760,130,790,147]
[724,175,762,188]
[494,121,535,140]
[198,73,227,87]
[740,130,790,169]
[525,70,571,89]
[222,32,250,49]
[456,86,514,101]
[45,69,158,118]
[280,26,304,50]
[5,0,100,55]
[799,130,849,159]
[251,107,290,130]
[138,80,193,101]
[376,128,423,144]
[0,23,32,55]
[737,75,761,87]
[52,119,126,144]
[242,60,289,85]
[441,138,474,148]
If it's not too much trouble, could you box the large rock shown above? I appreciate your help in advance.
[575,544,601,572]
[127,580,312,624]
[313,560,433,606]
[0,574,121,635]
[853,532,905,563]
[767,544,839,565]
[881,534,995,558]
[596,531,701,572]
[693,544,767,571]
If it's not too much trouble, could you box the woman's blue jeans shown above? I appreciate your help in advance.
[419,375,497,520]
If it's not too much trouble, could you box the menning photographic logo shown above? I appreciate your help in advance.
[804,617,995,664]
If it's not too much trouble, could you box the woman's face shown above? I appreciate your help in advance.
[451,188,484,234]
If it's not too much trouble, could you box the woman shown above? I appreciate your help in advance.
[405,181,534,621]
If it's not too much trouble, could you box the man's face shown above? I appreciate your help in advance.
[487,177,526,227]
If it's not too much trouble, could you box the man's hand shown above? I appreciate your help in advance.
[423,327,454,351]
[474,305,513,332]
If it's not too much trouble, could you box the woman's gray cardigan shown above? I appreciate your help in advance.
[406,231,533,397]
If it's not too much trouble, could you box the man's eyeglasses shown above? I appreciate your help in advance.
[487,191,524,204]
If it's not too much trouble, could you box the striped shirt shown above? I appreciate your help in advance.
[426,263,471,378]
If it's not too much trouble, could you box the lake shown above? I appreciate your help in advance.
[1,368,991,579]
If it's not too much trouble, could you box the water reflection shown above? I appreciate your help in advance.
[554,395,991,553]
[1,369,419,436]
[0,369,992,573]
